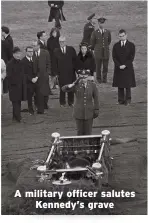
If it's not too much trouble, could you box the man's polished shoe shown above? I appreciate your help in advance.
[69,104,74,107]
[60,104,66,108]
[29,109,34,115]
[37,111,44,114]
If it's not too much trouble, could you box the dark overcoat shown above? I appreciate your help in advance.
[76,51,96,76]
[1,35,14,93]
[54,46,77,86]
[6,58,27,102]
[112,40,136,88]
[48,1,66,22]
[21,57,36,91]
[38,40,48,51]
[82,22,95,46]
[90,29,111,59]
[33,49,51,96]
[62,80,99,120]
[47,36,60,76]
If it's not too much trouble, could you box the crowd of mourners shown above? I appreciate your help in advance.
[1,1,136,135]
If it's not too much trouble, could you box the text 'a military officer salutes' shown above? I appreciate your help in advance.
[82,13,96,47]
[90,17,111,83]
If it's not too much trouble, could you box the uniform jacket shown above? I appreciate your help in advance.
[62,80,99,120]
[90,29,111,59]
[6,58,27,102]
[82,22,95,46]
[76,51,96,76]
[47,36,60,76]
[21,57,36,90]
[48,1,66,22]
[54,46,77,86]
[33,49,51,96]
[112,40,136,88]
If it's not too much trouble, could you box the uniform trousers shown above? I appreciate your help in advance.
[95,58,109,83]
[75,119,93,135]
[12,101,21,121]
[118,88,131,104]
[60,88,74,106]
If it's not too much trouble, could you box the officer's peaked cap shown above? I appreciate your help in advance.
[87,13,95,20]
[98,17,107,23]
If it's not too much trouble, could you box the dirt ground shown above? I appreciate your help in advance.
[1,1,147,215]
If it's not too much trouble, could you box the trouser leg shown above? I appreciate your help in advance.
[44,96,49,109]
[95,58,102,83]
[55,11,61,28]
[118,88,125,104]
[12,101,21,121]
[102,59,109,83]
[83,119,93,135]
[125,88,131,103]
[75,119,84,135]
[68,91,74,106]
[60,88,66,105]
[27,87,34,112]
[36,90,44,113]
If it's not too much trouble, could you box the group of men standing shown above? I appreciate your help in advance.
[82,13,136,105]
[1,4,136,124]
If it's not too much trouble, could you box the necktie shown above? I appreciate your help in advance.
[121,41,125,47]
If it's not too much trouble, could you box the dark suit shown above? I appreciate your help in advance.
[21,57,37,113]
[1,35,14,93]
[112,40,136,103]
[38,40,48,50]
[62,80,99,135]
[90,29,111,83]
[6,58,27,121]
[82,21,95,46]
[54,46,76,105]
[33,49,51,113]
[48,1,66,28]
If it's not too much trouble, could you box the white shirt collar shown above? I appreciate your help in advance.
[26,56,32,61]
[61,46,66,53]
[121,40,127,46]
[39,39,44,45]
[98,28,104,33]
[36,48,40,56]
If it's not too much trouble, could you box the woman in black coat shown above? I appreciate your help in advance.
[76,42,96,76]
[47,27,60,89]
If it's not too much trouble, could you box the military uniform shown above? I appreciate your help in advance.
[82,13,95,46]
[82,22,95,46]
[62,77,99,135]
[90,18,111,83]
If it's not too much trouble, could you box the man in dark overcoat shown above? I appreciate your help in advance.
[90,17,111,83]
[1,26,14,93]
[82,13,96,47]
[48,1,66,29]
[21,46,37,115]
[37,31,48,50]
[32,41,51,114]
[54,36,77,107]
[6,47,27,122]
[112,29,136,105]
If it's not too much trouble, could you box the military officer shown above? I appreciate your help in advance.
[90,17,111,83]
[82,13,96,47]
[62,70,99,135]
